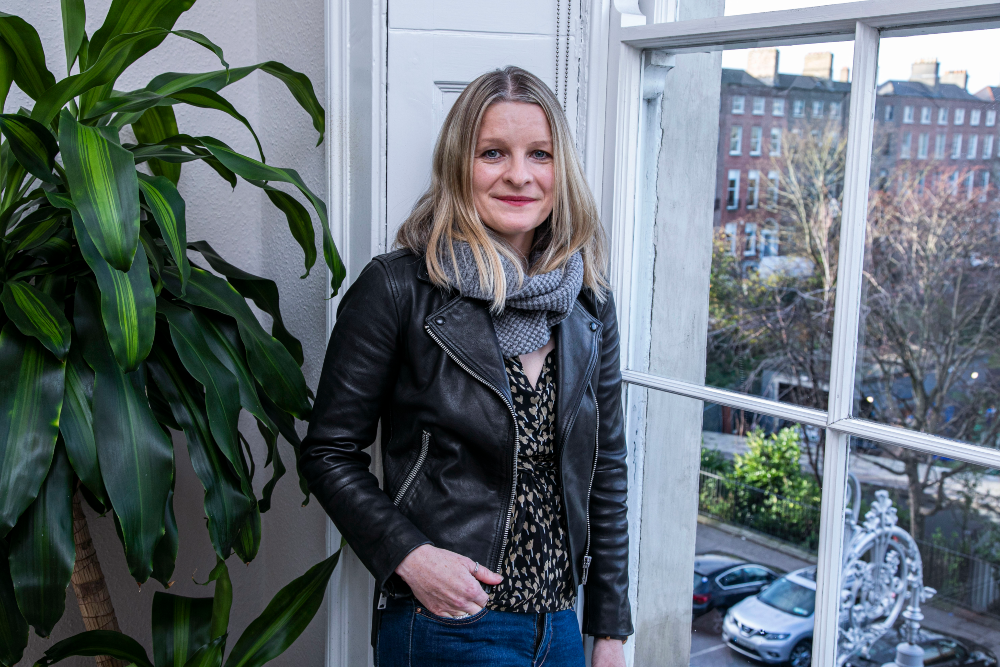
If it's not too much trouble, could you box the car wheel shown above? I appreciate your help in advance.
[789,640,812,667]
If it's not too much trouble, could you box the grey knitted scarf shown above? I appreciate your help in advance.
[444,242,584,357]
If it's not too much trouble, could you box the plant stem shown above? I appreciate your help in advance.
[71,492,127,667]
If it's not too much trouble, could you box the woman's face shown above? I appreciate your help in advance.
[472,102,555,255]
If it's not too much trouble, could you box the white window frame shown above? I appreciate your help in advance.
[743,221,758,255]
[938,107,948,125]
[602,3,1000,665]
[749,125,763,155]
[772,98,785,116]
[952,133,964,158]
[726,169,741,209]
[900,130,912,158]
[884,103,894,121]
[766,169,780,207]
[970,108,982,126]
[920,105,932,124]
[984,134,994,159]
[747,170,761,208]
[987,109,997,127]
[770,126,782,156]
[903,104,914,123]
[967,133,979,159]
[793,98,805,117]
[955,107,966,125]
[812,99,825,118]
[752,96,766,115]
[732,94,746,114]
[917,132,929,159]
[830,101,842,119]
[934,132,947,158]
[730,125,743,154]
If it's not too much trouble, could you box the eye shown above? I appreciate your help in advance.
[532,150,551,160]
[482,149,502,159]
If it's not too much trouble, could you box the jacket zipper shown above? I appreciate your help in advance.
[424,326,519,574]
[581,389,599,586]
[393,431,430,506]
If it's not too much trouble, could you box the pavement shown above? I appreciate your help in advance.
[690,520,1000,665]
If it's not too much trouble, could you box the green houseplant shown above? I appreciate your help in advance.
[0,0,346,664]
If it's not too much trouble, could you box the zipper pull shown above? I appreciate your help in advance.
[378,592,387,610]
[582,556,593,585]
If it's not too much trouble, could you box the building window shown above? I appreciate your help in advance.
[724,222,737,255]
[966,171,975,199]
[752,97,765,115]
[766,170,780,207]
[743,222,757,256]
[917,133,929,159]
[938,107,948,125]
[761,221,779,257]
[884,105,894,121]
[770,127,782,156]
[955,108,966,125]
[747,170,760,209]
[981,171,991,201]
[749,126,763,156]
[730,126,743,155]
[830,101,842,119]
[903,105,915,123]
[732,95,745,114]
[970,109,981,126]
[934,134,946,159]
[967,134,979,159]
[900,132,912,159]
[726,170,740,209]
[987,110,997,127]
[772,99,785,116]
[952,134,963,158]
[812,100,824,118]
[792,99,805,118]
[949,170,960,194]
[983,135,994,159]
[920,106,932,124]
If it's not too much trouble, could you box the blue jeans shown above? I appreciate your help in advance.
[376,597,586,667]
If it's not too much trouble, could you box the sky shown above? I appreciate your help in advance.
[721,0,1000,94]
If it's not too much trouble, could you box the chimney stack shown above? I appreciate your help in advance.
[941,70,968,90]
[839,67,850,83]
[910,59,940,87]
[747,48,779,86]
[803,52,833,79]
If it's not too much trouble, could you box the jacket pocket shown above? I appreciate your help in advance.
[393,430,430,506]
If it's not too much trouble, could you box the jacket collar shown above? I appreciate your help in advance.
[425,295,603,446]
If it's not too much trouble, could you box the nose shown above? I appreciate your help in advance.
[502,153,532,187]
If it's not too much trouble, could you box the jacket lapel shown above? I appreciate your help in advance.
[424,297,513,404]
[555,301,603,451]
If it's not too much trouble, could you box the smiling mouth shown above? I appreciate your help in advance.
[494,196,537,206]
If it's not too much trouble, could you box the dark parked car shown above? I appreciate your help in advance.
[844,629,998,667]
[693,553,778,617]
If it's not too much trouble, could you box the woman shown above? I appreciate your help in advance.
[300,66,631,667]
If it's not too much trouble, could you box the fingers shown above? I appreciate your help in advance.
[471,563,504,586]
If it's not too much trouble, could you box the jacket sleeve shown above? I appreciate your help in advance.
[299,259,431,593]
[583,293,634,638]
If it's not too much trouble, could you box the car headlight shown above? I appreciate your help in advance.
[763,632,790,641]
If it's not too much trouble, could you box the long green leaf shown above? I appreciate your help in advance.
[0,39,14,111]
[0,115,59,184]
[138,174,189,293]
[151,468,177,587]
[189,241,303,366]
[152,591,213,667]
[147,342,252,559]
[8,443,75,638]
[0,323,64,539]
[146,61,323,144]
[59,109,140,272]
[0,281,71,360]
[258,391,309,505]
[206,558,231,642]
[183,635,224,667]
[60,346,107,506]
[5,210,64,253]
[196,136,344,295]
[69,206,155,371]
[89,0,198,72]
[132,106,181,184]
[223,549,342,667]
[161,267,310,418]
[73,281,172,583]
[0,13,56,101]
[157,301,245,487]
[232,504,260,564]
[0,540,28,667]
[34,630,153,667]
[260,186,315,279]
[60,0,86,73]
[256,421,284,515]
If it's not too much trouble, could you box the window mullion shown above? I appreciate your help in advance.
[813,20,881,667]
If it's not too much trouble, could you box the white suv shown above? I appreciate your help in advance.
[721,567,815,667]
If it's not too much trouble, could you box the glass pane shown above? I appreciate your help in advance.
[856,28,1000,450]
[838,440,1000,665]
[693,403,820,666]
[628,40,852,414]
[726,0,856,16]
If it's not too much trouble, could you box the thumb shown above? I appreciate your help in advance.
[472,564,503,585]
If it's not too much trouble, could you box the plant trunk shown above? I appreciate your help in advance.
[71,492,127,667]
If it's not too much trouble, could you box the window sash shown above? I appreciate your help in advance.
[606,3,1000,666]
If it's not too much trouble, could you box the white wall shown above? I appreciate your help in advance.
[8,1,331,664]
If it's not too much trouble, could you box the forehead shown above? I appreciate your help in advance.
[477,101,551,142]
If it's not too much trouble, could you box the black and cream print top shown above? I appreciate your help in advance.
[488,350,576,614]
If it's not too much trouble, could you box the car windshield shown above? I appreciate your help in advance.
[694,573,708,591]
[757,577,814,617]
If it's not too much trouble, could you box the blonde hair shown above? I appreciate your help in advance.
[395,66,608,310]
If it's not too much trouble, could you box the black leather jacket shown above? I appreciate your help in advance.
[299,249,632,640]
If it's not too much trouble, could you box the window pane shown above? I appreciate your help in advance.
[694,404,820,666]
[837,440,1000,665]
[725,0,855,16]
[857,29,1000,451]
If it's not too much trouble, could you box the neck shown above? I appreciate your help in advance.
[501,228,535,260]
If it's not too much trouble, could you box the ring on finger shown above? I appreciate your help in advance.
[473,562,480,575]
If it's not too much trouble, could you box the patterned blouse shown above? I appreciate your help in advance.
[488,350,576,613]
